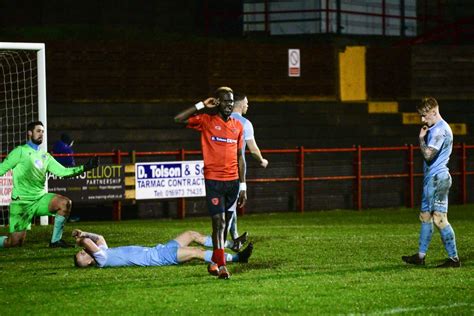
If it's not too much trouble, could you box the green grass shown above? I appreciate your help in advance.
[1,205,473,315]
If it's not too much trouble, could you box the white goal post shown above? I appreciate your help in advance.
[0,42,49,226]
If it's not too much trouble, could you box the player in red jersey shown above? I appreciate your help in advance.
[174,87,247,279]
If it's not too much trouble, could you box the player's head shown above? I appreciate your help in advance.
[74,249,96,268]
[233,93,248,115]
[214,86,234,120]
[27,121,44,145]
[417,97,439,127]
[61,133,73,146]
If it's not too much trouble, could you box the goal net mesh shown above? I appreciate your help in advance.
[0,49,39,226]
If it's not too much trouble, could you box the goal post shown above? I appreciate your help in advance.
[0,42,49,226]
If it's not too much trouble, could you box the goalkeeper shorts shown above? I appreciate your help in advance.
[9,193,56,233]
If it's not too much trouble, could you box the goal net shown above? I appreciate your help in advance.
[0,43,48,226]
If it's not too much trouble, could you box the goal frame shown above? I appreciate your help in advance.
[0,42,48,225]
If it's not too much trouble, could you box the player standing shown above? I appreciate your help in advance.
[0,121,99,248]
[228,93,268,245]
[202,92,268,251]
[402,97,460,268]
[174,87,247,279]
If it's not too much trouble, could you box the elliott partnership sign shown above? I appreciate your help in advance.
[135,160,205,200]
[48,164,124,202]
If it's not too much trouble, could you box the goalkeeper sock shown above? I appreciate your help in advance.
[51,215,67,243]
[0,236,7,248]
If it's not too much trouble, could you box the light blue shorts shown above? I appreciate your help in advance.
[150,240,180,266]
[421,171,452,213]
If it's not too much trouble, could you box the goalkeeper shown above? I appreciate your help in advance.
[73,229,253,268]
[0,121,99,248]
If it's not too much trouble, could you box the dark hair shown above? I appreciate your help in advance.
[27,121,43,132]
[214,86,233,98]
[233,93,246,103]
[61,133,72,145]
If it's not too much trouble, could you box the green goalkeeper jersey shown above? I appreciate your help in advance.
[0,143,84,200]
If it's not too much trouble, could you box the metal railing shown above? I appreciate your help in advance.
[46,143,474,220]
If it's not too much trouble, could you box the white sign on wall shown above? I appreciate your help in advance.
[288,48,300,77]
[135,161,205,200]
[0,170,13,206]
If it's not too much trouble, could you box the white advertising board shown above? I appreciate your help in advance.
[135,160,205,200]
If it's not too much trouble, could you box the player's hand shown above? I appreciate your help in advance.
[419,125,428,138]
[260,158,269,168]
[203,97,219,108]
[238,190,247,208]
[72,229,83,238]
[83,156,100,172]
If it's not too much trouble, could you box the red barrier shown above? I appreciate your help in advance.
[45,144,474,219]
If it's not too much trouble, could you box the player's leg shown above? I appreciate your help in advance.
[176,246,207,262]
[40,193,73,247]
[1,200,32,248]
[402,178,433,265]
[431,172,459,267]
[225,200,248,251]
[173,231,208,247]
[205,179,229,278]
[228,200,239,240]
[176,246,236,263]
[199,204,236,249]
[223,180,240,243]
[202,198,245,250]
[0,231,27,248]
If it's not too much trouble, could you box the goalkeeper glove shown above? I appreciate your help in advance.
[83,156,99,172]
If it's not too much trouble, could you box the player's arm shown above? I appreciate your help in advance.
[237,147,247,208]
[246,138,268,168]
[0,147,22,176]
[77,238,102,255]
[419,126,439,162]
[47,155,99,177]
[174,97,217,124]
[72,229,107,248]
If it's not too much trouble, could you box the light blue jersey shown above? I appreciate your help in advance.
[423,119,453,179]
[231,112,255,167]
[92,240,179,268]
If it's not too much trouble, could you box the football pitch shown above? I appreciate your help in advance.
[1,205,473,315]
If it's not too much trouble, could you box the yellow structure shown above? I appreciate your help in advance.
[368,101,399,113]
[449,123,467,135]
[339,46,367,101]
[402,112,421,125]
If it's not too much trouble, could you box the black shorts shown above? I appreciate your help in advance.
[205,179,239,216]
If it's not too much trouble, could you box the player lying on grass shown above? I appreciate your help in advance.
[72,229,253,274]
